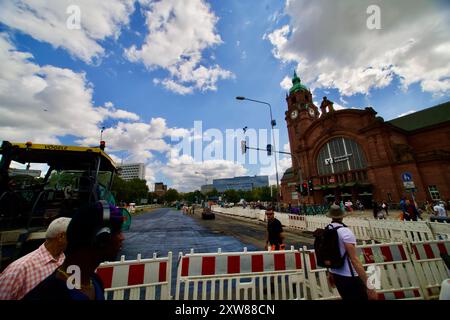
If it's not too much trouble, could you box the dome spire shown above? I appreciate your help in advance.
[289,70,308,94]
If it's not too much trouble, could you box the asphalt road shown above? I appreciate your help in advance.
[120,207,314,261]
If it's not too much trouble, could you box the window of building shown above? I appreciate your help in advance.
[428,185,441,200]
[316,137,367,176]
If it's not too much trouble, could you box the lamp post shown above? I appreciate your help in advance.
[236,96,281,210]
[195,171,208,187]
[100,126,105,142]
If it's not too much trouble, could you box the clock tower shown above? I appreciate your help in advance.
[285,71,318,169]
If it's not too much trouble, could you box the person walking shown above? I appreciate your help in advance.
[0,217,71,300]
[381,200,389,216]
[323,205,377,300]
[23,202,125,300]
[264,206,285,250]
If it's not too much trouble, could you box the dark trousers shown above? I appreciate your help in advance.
[331,273,368,301]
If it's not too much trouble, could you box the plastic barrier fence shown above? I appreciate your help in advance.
[303,242,424,300]
[369,220,434,243]
[288,215,307,231]
[410,240,450,299]
[427,221,450,240]
[96,252,172,300]
[175,247,305,300]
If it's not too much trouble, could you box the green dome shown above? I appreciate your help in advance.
[289,71,308,94]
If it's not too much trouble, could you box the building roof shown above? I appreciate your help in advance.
[281,167,294,181]
[388,101,450,131]
[289,71,309,94]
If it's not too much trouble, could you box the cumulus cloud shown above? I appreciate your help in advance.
[267,0,450,97]
[0,0,134,64]
[0,34,176,175]
[125,0,234,94]
[161,154,248,192]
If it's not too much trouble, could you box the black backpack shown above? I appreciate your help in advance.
[313,223,348,269]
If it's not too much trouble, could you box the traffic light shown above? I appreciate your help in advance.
[295,184,301,192]
[100,140,105,151]
[302,182,308,196]
[267,144,272,156]
[241,140,247,154]
[308,178,314,192]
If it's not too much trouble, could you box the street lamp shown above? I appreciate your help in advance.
[236,96,281,209]
[195,171,208,186]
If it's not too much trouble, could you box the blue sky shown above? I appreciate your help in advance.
[1,0,449,191]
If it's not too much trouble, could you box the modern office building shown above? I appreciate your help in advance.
[212,175,269,192]
[281,71,450,206]
[117,163,145,181]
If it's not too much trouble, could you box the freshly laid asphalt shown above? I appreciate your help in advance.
[120,207,315,261]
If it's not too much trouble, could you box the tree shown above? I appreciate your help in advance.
[224,189,240,203]
[111,177,148,204]
[165,188,179,203]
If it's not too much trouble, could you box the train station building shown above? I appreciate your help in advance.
[280,72,450,207]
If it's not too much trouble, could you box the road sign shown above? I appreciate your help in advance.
[403,181,415,189]
[401,172,412,182]
[329,177,335,183]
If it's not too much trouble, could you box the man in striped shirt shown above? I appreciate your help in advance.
[0,217,71,299]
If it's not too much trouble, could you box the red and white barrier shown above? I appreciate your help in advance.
[96,252,172,300]
[410,240,450,299]
[175,247,305,300]
[304,242,424,300]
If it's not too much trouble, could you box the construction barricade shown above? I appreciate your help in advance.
[175,247,306,300]
[288,214,307,231]
[368,220,434,243]
[96,252,172,300]
[410,240,450,299]
[427,221,450,240]
[303,242,424,300]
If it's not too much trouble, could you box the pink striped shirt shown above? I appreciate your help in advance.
[0,243,65,300]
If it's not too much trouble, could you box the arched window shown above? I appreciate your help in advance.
[316,137,367,176]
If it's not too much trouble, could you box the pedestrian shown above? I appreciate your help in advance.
[433,202,447,218]
[381,200,389,216]
[344,199,353,212]
[405,199,419,221]
[372,200,379,219]
[264,206,285,250]
[23,201,125,300]
[320,205,377,300]
[400,197,407,220]
[0,217,71,300]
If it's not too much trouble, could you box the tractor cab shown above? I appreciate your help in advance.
[0,141,130,270]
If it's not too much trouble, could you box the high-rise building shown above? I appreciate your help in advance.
[212,176,269,192]
[117,163,145,180]
[154,182,167,196]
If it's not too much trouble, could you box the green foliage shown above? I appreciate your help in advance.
[111,176,149,204]
[165,188,179,202]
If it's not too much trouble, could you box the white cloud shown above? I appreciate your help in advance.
[0,34,173,171]
[267,0,450,97]
[280,76,292,90]
[125,0,234,93]
[0,0,135,64]
[161,154,248,192]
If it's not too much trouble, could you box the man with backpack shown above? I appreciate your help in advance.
[313,204,377,300]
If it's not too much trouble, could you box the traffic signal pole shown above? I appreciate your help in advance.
[243,144,304,206]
